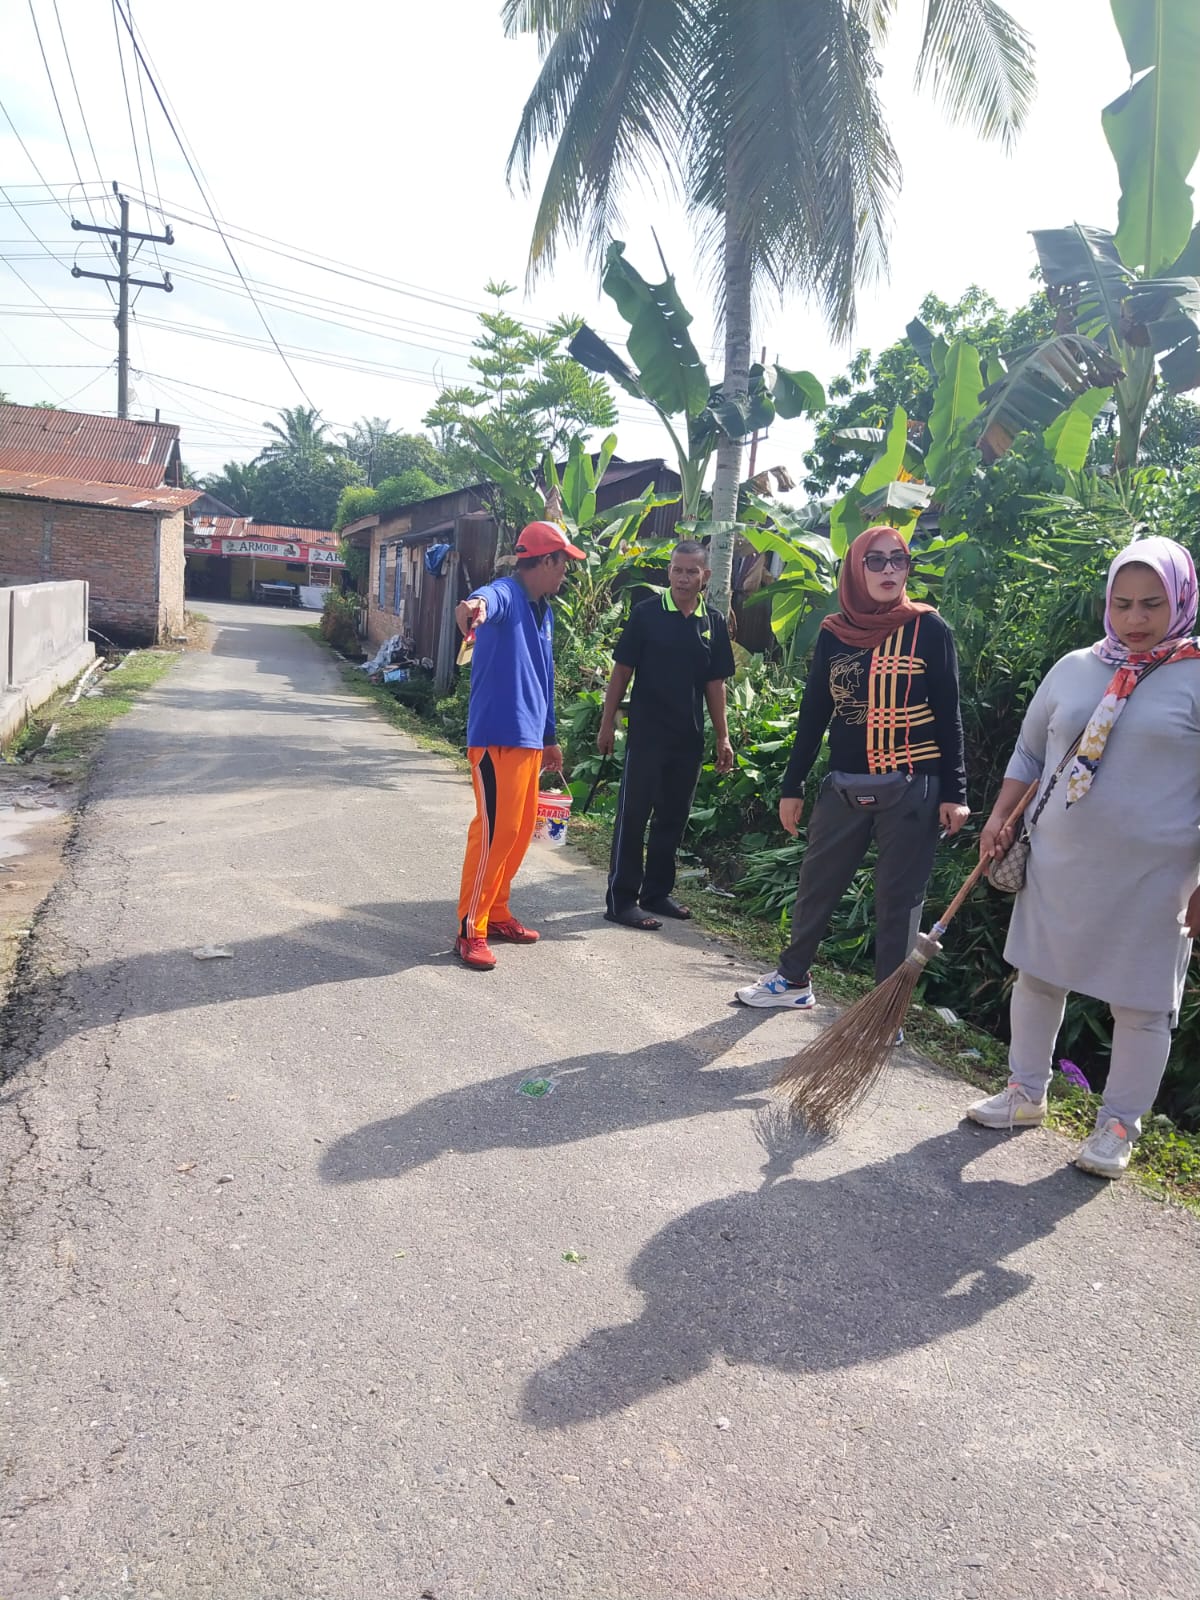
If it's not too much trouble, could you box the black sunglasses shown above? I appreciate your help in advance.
[863,550,911,573]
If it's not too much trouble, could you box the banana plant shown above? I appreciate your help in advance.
[1024,0,1200,469]
[568,242,825,610]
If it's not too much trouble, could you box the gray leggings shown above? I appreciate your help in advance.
[1008,970,1171,1135]
[779,774,941,985]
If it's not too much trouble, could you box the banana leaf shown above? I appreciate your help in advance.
[601,242,710,418]
[975,335,1126,463]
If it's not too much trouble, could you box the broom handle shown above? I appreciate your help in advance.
[929,778,1040,937]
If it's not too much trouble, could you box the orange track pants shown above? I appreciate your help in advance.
[457,746,543,939]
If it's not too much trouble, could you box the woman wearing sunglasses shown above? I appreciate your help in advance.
[736,524,968,1011]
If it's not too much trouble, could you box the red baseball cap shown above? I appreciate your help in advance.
[515,520,585,560]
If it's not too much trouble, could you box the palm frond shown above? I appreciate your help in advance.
[505,0,695,277]
[852,0,896,45]
[915,0,1036,152]
[684,0,898,338]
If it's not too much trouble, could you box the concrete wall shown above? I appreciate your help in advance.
[0,579,95,743]
[8,580,88,685]
[0,495,174,643]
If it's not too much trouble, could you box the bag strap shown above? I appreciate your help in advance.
[1027,644,1180,829]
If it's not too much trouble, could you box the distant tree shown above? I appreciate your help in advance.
[340,419,456,488]
[249,453,362,531]
[803,287,1057,494]
[332,467,448,534]
[424,281,616,485]
[1138,395,1200,472]
[201,460,261,517]
[258,405,338,464]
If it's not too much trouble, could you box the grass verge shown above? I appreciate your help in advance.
[310,629,1200,1212]
[4,650,178,768]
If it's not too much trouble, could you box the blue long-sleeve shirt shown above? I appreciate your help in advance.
[465,575,557,750]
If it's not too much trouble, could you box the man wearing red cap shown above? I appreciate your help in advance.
[452,520,584,970]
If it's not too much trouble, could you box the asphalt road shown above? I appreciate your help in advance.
[2,602,1197,1600]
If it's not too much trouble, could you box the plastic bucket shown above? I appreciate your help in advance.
[532,790,573,848]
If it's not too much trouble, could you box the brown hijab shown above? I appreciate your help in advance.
[820,525,936,651]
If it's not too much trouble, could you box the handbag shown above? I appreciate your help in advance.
[986,648,1176,892]
[986,737,1081,893]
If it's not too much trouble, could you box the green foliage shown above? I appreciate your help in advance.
[200,459,260,516]
[318,590,362,655]
[1102,0,1200,277]
[423,282,617,523]
[569,242,824,528]
[249,451,362,532]
[332,486,380,533]
[376,470,444,515]
[804,288,1057,494]
[339,419,457,489]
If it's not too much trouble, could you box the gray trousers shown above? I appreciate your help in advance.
[779,774,941,985]
[1008,970,1171,1136]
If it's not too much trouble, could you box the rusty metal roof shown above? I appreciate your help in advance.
[0,469,200,512]
[0,403,181,488]
[194,516,338,548]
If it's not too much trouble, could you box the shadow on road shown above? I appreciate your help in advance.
[319,1012,790,1183]
[1,899,480,1070]
[519,1120,1102,1418]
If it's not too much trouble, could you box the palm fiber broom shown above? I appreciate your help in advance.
[772,779,1039,1134]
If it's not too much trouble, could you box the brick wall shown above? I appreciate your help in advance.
[156,509,185,638]
[0,495,162,643]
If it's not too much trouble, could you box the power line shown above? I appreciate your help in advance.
[50,0,113,224]
[0,204,112,351]
[110,0,148,212]
[0,93,73,223]
[25,0,99,228]
[126,0,164,244]
[110,0,317,412]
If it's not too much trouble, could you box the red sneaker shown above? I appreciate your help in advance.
[455,934,497,970]
[487,918,540,945]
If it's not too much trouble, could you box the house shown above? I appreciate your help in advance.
[342,459,684,691]
[184,517,344,605]
[0,403,198,644]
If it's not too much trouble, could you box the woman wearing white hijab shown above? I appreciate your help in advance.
[970,537,1200,1176]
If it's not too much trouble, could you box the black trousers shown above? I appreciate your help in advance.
[779,773,942,984]
[606,736,703,913]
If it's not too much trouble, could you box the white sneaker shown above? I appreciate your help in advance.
[966,1081,1048,1129]
[1075,1116,1134,1178]
[734,970,815,1009]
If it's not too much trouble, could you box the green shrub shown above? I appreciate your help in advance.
[319,590,362,654]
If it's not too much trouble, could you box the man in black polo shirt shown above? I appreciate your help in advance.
[598,540,736,929]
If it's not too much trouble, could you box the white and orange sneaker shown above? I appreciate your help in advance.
[1075,1116,1134,1178]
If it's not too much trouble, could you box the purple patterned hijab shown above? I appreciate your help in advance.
[1095,536,1199,667]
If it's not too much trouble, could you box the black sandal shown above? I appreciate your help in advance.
[605,905,662,930]
[640,896,691,921]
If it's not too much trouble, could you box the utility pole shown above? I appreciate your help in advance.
[70,182,173,418]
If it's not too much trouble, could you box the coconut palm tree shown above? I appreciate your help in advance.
[257,405,335,466]
[504,0,1036,610]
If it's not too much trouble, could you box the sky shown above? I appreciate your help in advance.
[0,0,1187,485]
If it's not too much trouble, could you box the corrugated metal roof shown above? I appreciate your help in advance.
[0,403,180,488]
[193,516,338,548]
[0,469,199,512]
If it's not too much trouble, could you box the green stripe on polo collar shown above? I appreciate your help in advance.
[663,589,707,615]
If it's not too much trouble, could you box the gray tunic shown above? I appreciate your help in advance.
[1005,648,1200,1015]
